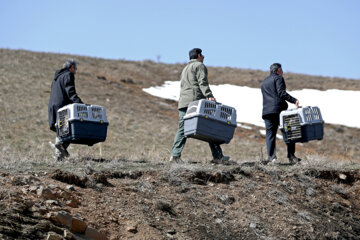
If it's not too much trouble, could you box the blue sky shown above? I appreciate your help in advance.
[1,0,359,79]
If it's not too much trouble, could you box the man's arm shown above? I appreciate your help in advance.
[275,76,297,104]
[64,74,83,104]
[196,64,214,99]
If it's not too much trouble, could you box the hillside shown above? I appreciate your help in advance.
[0,49,359,239]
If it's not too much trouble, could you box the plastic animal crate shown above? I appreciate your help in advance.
[184,100,237,144]
[56,103,109,146]
[279,106,324,144]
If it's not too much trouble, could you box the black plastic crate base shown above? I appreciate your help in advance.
[184,116,236,144]
[281,122,324,144]
[57,120,108,146]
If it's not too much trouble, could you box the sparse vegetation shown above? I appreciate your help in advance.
[0,49,359,239]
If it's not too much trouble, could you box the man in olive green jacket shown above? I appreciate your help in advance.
[170,48,230,163]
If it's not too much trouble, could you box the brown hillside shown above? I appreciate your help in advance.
[0,49,359,239]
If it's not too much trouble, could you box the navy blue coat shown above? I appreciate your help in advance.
[48,68,83,131]
[261,73,297,119]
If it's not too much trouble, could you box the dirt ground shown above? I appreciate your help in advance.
[1,162,360,239]
[1,49,360,239]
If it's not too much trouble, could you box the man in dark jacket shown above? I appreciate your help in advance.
[261,63,301,164]
[170,48,230,164]
[48,59,83,161]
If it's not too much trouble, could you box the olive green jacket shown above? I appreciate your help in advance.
[178,59,214,109]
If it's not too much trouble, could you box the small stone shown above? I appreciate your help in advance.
[85,227,108,240]
[46,232,63,240]
[25,175,40,183]
[67,197,81,208]
[71,217,87,233]
[21,187,29,194]
[64,229,73,240]
[37,187,56,200]
[48,184,58,190]
[60,190,72,199]
[167,229,176,235]
[339,173,347,180]
[126,223,138,234]
[45,200,58,205]
[29,185,39,193]
[66,185,75,191]
[50,211,72,228]
[250,223,257,228]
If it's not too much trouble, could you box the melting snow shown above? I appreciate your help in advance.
[143,81,360,129]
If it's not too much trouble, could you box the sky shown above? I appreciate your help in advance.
[143,81,360,129]
[1,0,359,79]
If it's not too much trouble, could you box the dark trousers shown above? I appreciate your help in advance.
[264,114,295,160]
[171,107,223,159]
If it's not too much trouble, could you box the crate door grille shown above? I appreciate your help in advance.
[220,106,232,121]
[312,108,320,120]
[203,102,217,116]
[58,109,69,137]
[283,114,302,140]
[91,107,103,119]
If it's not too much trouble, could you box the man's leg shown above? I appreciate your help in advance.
[55,136,70,160]
[264,114,279,160]
[209,143,223,160]
[170,108,187,158]
[287,142,301,163]
[287,142,295,158]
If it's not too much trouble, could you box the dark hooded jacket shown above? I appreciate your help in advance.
[261,73,297,119]
[48,68,83,131]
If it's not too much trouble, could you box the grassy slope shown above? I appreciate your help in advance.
[0,48,359,169]
[1,49,360,240]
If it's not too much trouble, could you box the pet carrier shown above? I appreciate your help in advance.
[184,100,237,144]
[56,103,109,146]
[280,106,324,144]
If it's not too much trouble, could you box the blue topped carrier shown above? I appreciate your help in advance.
[56,103,109,146]
[184,100,237,144]
[280,106,324,144]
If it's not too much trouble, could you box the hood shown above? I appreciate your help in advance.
[54,68,70,81]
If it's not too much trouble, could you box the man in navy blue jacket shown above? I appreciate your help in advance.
[261,63,301,164]
[48,59,83,161]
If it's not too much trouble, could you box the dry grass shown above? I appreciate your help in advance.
[0,48,359,174]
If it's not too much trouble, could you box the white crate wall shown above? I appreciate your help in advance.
[184,99,237,125]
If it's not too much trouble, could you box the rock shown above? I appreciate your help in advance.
[67,197,81,208]
[29,185,39,193]
[60,190,72,199]
[85,227,108,240]
[66,185,75,191]
[50,211,73,228]
[48,184,58,190]
[46,200,59,206]
[24,175,40,183]
[46,232,63,240]
[64,229,73,240]
[37,187,56,200]
[120,78,134,84]
[71,217,87,233]
[126,223,138,234]
[21,187,29,194]
[215,218,222,224]
[167,229,176,235]
[11,176,27,186]
[339,173,347,180]
[250,223,257,228]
